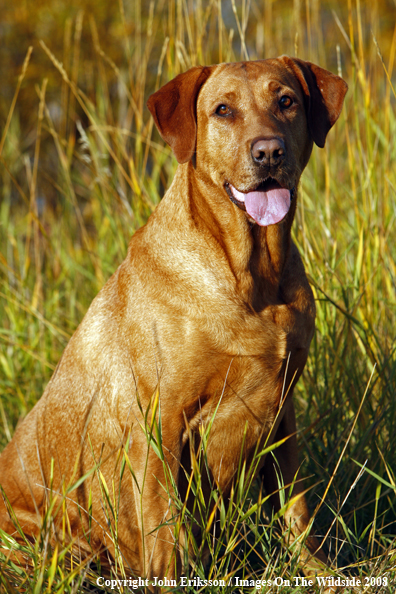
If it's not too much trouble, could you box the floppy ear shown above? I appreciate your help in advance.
[147,66,213,163]
[279,56,348,148]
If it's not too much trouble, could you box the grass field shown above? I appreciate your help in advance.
[0,0,396,592]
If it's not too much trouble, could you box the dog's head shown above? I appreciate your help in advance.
[147,57,347,227]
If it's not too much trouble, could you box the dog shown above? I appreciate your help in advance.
[0,56,347,587]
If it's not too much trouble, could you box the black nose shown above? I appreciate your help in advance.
[251,137,286,166]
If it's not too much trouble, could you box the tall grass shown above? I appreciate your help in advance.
[0,0,395,592]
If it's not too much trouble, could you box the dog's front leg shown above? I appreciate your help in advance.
[262,396,329,576]
[128,419,183,588]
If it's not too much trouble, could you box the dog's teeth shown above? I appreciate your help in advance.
[230,184,245,202]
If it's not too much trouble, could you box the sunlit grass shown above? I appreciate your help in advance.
[0,0,396,591]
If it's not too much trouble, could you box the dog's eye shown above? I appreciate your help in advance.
[279,96,293,109]
[216,104,232,116]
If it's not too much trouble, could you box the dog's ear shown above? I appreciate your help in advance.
[279,56,348,148]
[147,66,212,163]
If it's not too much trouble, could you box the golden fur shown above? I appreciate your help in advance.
[0,56,347,588]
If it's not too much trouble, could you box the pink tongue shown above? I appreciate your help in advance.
[245,188,291,226]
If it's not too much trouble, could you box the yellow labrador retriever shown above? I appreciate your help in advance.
[0,56,347,586]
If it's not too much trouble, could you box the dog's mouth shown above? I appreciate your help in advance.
[225,178,294,226]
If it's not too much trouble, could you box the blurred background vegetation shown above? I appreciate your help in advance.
[0,0,396,591]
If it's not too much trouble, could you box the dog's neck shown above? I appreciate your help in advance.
[180,162,295,308]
